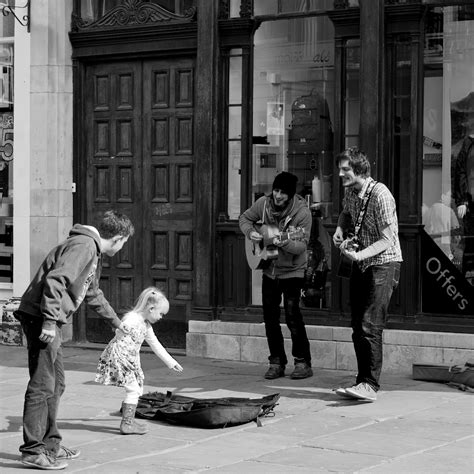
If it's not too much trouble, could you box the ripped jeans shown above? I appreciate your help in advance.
[349,262,401,391]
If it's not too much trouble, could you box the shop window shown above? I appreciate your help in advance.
[0,15,13,284]
[226,49,243,220]
[251,16,335,307]
[254,0,339,16]
[421,5,474,315]
[0,42,13,109]
[344,39,360,148]
[393,35,411,186]
[227,0,242,17]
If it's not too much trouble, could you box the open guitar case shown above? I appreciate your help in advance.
[133,391,281,429]
[412,361,474,391]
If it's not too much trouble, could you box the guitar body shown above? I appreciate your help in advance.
[245,224,305,270]
[337,254,354,279]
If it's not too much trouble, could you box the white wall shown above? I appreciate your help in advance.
[28,0,74,277]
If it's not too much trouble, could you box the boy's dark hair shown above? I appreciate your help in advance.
[98,210,135,239]
[336,146,371,178]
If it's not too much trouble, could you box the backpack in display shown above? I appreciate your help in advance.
[288,90,333,154]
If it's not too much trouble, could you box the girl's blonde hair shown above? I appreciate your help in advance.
[132,286,168,314]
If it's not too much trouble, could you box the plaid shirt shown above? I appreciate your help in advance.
[341,177,403,272]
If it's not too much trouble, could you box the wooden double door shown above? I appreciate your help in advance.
[81,58,195,347]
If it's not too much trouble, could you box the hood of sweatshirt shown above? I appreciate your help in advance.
[68,224,101,253]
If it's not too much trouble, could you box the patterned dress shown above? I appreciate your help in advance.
[95,311,175,388]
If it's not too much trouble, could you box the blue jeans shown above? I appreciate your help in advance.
[262,275,311,366]
[19,315,65,456]
[349,262,401,391]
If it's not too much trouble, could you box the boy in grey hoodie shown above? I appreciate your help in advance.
[14,210,134,470]
[239,172,313,381]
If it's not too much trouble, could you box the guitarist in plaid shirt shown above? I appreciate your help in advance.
[333,147,403,402]
[239,171,313,380]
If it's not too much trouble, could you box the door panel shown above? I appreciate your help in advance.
[83,58,194,347]
[143,59,195,347]
[84,61,143,343]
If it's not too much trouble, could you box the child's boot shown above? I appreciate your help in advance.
[120,402,148,435]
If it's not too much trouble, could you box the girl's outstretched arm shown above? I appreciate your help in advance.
[145,325,182,371]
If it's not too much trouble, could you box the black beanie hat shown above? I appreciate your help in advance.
[272,171,298,199]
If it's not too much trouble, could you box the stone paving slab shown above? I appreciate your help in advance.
[146,430,291,471]
[360,437,474,473]
[255,445,387,472]
[407,398,474,424]
[304,430,446,457]
[352,416,474,441]
[246,411,372,439]
[205,460,317,473]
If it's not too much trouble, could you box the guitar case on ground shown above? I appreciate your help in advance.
[133,391,281,428]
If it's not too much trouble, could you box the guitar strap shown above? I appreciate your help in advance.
[353,180,378,240]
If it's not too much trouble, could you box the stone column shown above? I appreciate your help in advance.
[3,0,74,345]
[2,0,33,345]
[29,0,74,274]
[192,0,218,319]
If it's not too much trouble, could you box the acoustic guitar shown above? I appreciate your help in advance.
[245,224,306,270]
[336,235,359,279]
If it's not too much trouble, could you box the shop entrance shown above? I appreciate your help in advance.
[80,58,195,348]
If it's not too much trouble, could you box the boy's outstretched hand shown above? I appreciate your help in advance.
[117,322,131,334]
[172,362,183,372]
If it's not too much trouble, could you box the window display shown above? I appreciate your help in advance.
[251,16,335,306]
[422,5,474,315]
[453,109,474,281]
[0,15,13,285]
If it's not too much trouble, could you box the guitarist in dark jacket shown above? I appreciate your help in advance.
[239,171,313,380]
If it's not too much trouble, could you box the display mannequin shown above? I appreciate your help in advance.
[424,191,460,260]
[453,124,474,283]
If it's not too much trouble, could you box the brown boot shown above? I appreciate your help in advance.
[120,402,148,435]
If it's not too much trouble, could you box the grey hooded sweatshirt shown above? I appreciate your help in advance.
[16,224,122,331]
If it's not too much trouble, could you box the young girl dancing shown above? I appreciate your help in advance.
[95,287,183,435]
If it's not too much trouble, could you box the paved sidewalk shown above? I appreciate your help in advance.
[0,344,472,473]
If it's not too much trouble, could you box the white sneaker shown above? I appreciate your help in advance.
[344,382,377,402]
[334,387,356,399]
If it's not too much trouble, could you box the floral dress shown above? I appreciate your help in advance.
[95,311,175,388]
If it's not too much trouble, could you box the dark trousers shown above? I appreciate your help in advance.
[349,262,401,391]
[19,317,65,455]
[262,274,311,366]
